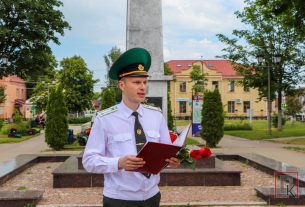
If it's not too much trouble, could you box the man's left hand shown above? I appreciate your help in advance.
[165,157,180,168]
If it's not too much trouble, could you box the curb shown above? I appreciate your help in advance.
[37,201,267,207]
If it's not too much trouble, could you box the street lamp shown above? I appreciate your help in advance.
[42,80,56,99]
[256,54,281,136]
[0,55,8,69]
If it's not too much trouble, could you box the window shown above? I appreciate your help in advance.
[228,101,235,113]
[16,88,20,98]
[180,82,186,92]
[179,101,187,113]
[243,101,250,113]
[212,81,219,90]
[228,80,235,92]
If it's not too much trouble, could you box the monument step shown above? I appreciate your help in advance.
[256,187,305,205]
[0,190,43,207]
[54,155,240,188]
[77,152,216,170]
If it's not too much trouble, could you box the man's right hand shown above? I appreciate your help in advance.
[118,155,145,170]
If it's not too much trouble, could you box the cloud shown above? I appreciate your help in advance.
[51,0,246,89]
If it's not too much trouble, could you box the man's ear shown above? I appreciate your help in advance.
[117,80,124,90]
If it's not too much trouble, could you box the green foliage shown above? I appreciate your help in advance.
[224,123,252,131]
[217,0,305,130]
[190,65,205,95]
[223,120,305,140]
[0,0,70,79]
[101,88,116,110]
[271,0,305,36]
[201,90,224,147]
[165,63,174,130]
[0,121,31,135]
[68,117,92,124]
[0,85,6,104]
[164,63,172,75]
[13,108,23,123]
[45,87,68,150]
[58,56,98,113]
[284,96,302,117]
[0,119,3,130]
[104,46,122,102]
[272,114,286,128]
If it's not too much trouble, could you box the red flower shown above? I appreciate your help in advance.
[169,132,177,143]
[190,149,202,160]
[85,129,91,135]
[200,147,212,158]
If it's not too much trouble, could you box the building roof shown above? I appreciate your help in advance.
[166,59,239,77]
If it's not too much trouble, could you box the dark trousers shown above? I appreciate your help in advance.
[103,192,161,207]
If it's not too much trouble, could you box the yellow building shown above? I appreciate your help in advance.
[167,60,268,119]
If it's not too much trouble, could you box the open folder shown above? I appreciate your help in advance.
[133,124,191,174]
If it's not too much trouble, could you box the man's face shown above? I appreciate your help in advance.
[118,76,147,104]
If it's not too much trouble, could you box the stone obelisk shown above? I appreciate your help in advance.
[126,0,172,120]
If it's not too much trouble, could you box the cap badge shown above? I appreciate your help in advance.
[138,64,144,71]
[137,129,142,135]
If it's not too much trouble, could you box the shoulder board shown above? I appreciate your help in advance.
[142,104,162,113]
[98,105,118,117]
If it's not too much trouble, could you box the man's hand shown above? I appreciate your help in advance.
[165,157,180,168]
[118,155,145,170]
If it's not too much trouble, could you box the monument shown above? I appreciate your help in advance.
[126,0,172,120]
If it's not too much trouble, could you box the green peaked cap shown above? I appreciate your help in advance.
[109,47,151,80]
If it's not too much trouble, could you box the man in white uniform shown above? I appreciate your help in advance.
[82,47,180,207]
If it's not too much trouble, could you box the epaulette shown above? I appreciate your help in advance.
[142,104,162,113]
[98,105,118,117]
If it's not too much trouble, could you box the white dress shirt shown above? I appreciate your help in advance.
[82,101,171,201]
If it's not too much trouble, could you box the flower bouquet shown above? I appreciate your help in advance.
[170,131,212,169]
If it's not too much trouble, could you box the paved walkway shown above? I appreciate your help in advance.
[177,126,305,170]
[0,125,82,165]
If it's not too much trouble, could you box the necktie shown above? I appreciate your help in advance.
[132,111,150,178]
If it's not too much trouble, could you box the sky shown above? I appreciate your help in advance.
[49,0,246,91]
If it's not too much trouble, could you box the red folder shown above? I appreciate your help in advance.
[133,124,191,174]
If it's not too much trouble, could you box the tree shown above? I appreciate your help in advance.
[0,0,70,78]
[285,95,303,121]
[0,85,6,104]
[217,0,305,131]
[272,0,305,35]
[190,65,205,95]
[58,56,98,114]
[201,90,224,147]
[45,86,68,150]
[104,46,122,102]
[164,63,174,130]
[101,88,116,110]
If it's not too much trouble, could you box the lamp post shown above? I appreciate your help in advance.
[0,55,8,69]
[256,54,281,136]
[42,80,56,99]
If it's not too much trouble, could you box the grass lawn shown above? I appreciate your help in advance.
[174,120,191,126]
[224,120,305,140]
[273,138,305,145]
[0,134,41,144]
[284,146,305,153]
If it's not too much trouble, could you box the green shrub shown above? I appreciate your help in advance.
[201,90,224,147]
[224,123,252,131]
[68,117,92,124]
[272,114,286,128]
[0,119,4,130]
[13,108,23,123]
[1,121,31,135]
[45,87,68,150]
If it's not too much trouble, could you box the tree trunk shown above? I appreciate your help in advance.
[277,89,283,131]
